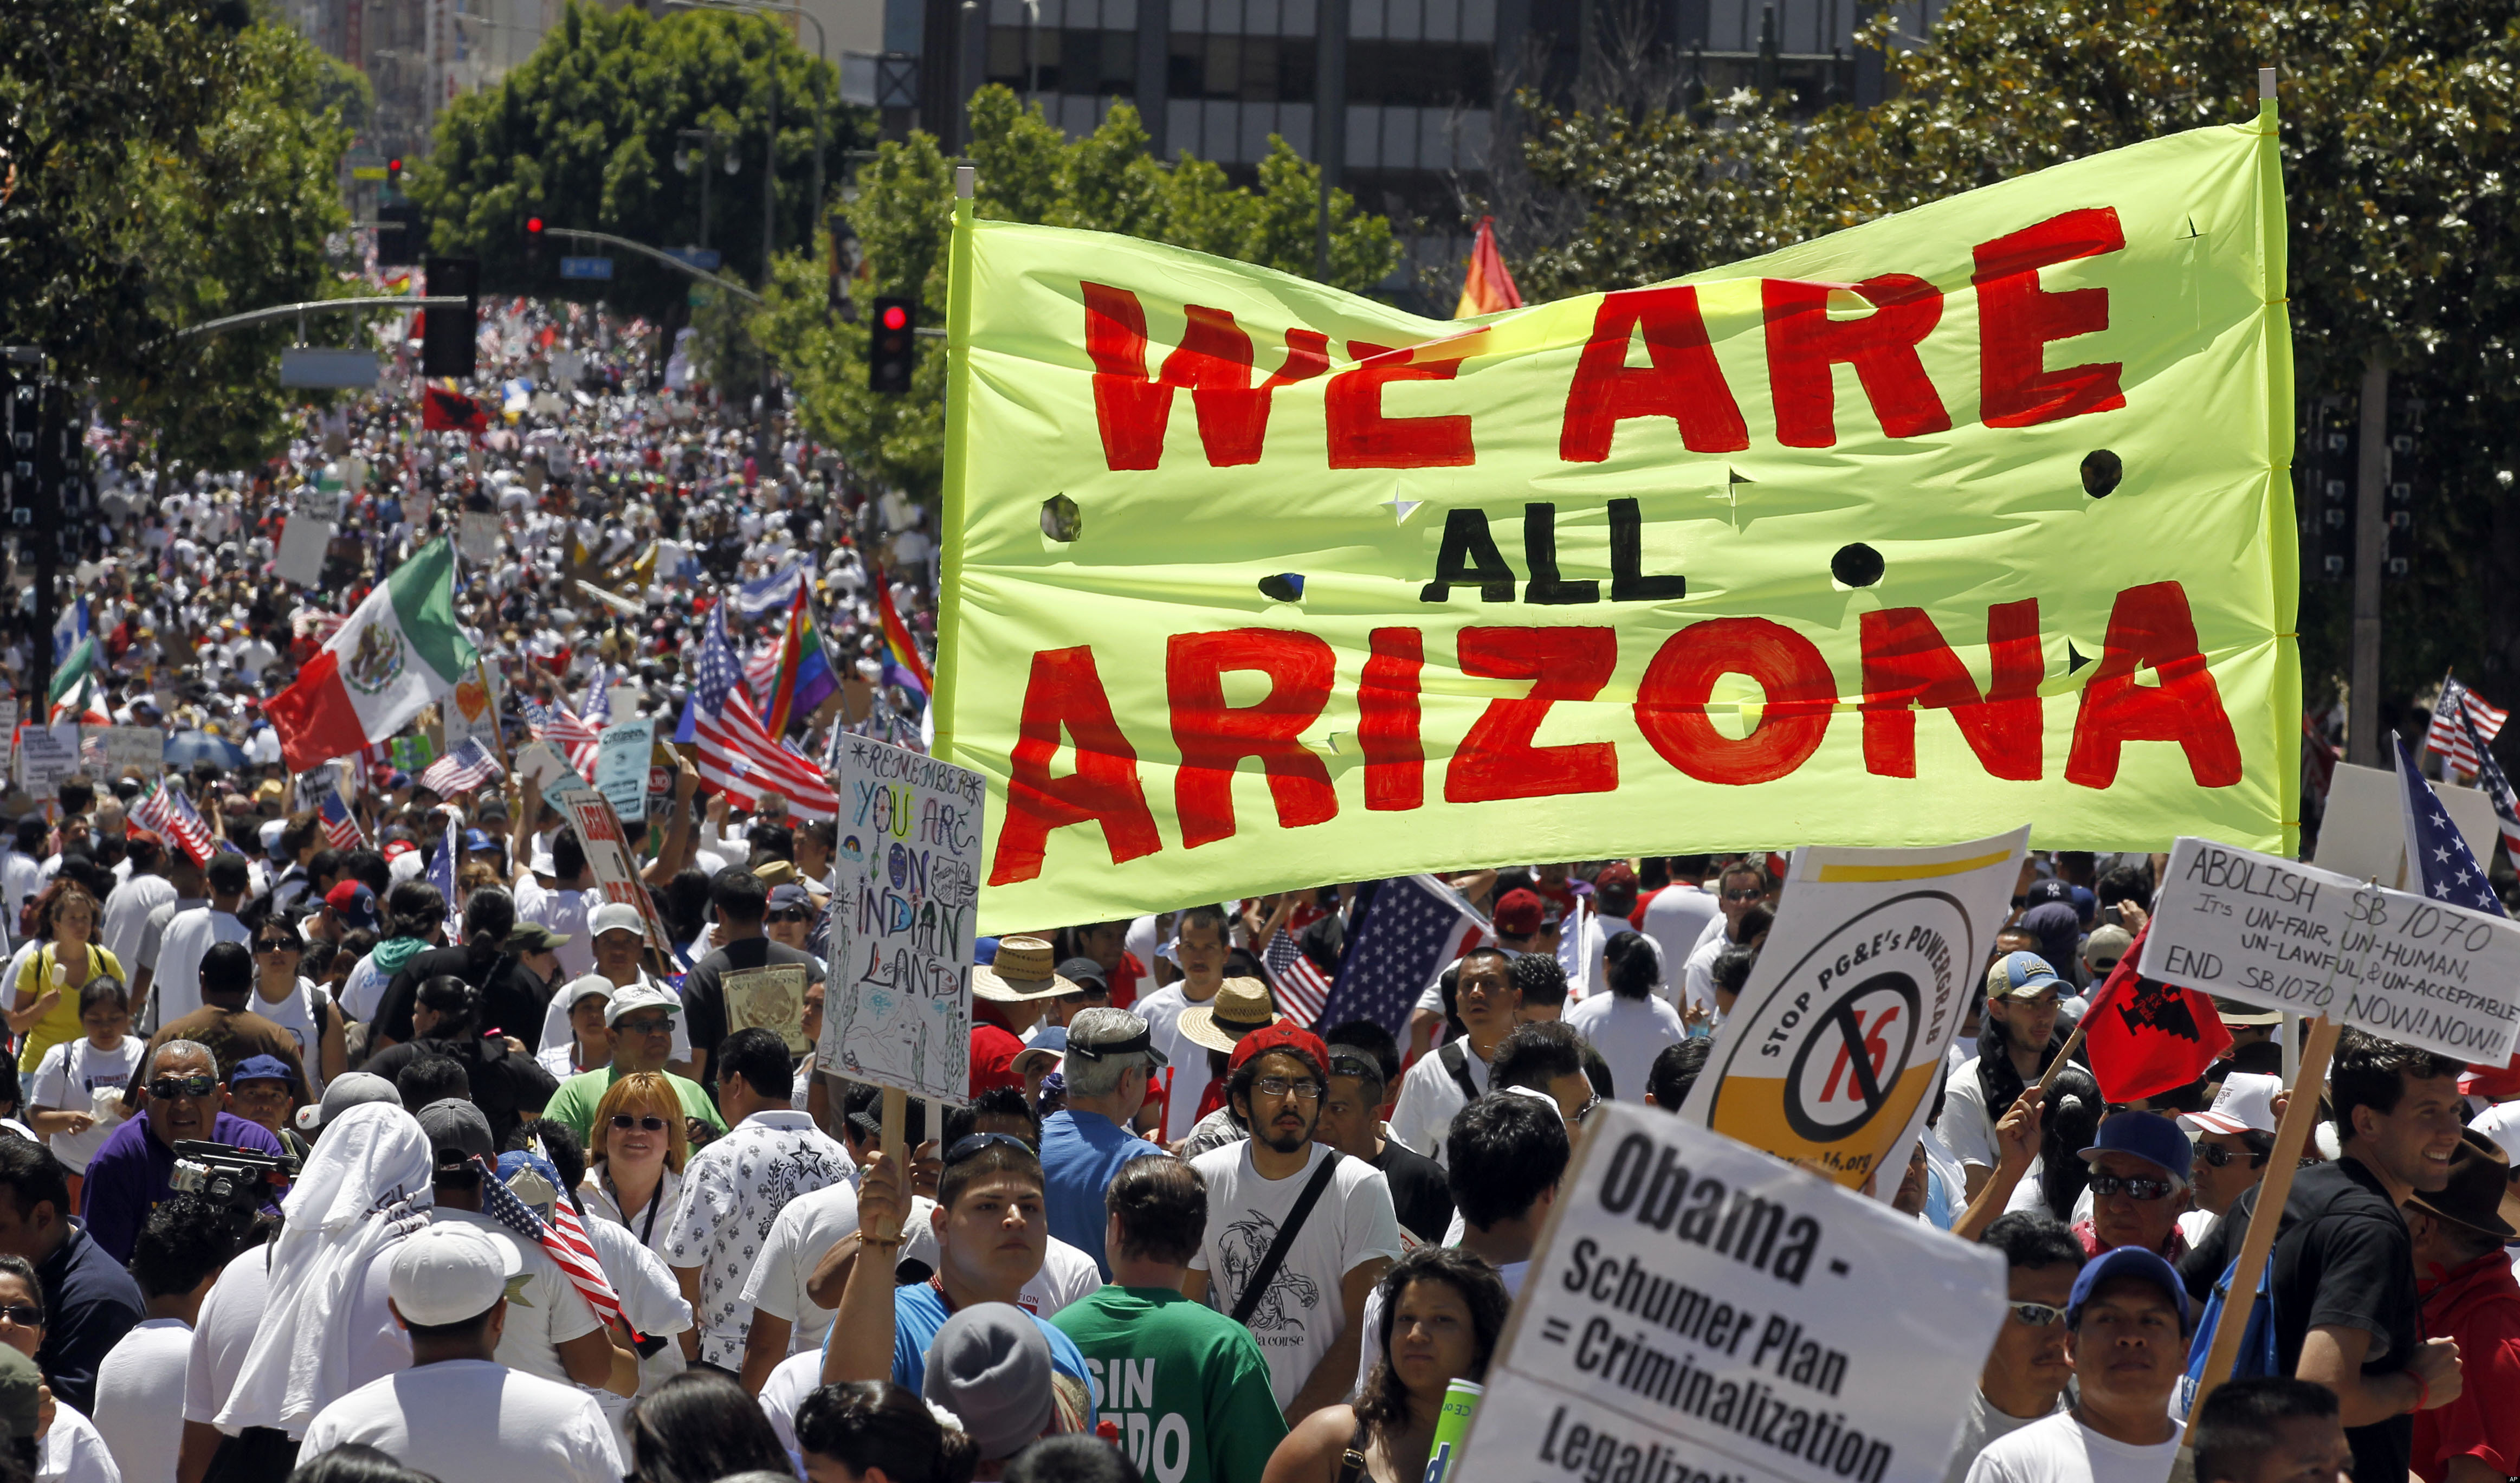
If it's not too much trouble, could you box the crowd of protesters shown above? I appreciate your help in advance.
[0,315,2504,1483]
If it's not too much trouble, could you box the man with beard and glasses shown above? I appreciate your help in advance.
[1182,1024,1401,1422]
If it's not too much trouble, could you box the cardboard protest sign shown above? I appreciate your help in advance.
[542,765,678,955]
[442,663,502,756]
[2140,836,2520,1063]
[0,700,16,780]
[456,511,502,565]
[513,738,581,792]
[2311,761,2499,889]
[1451,1104,2004,1483]
[274,488,335,588]
[816,736,985,1105]
[596,718,656,822]
[82,726,164,780]
[1678,829,2027,1189]
[724,964,812,1053]
[16,726,76,796]
[936,108,2298,930]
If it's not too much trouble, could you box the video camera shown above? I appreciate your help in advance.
[171,1141,297,1234]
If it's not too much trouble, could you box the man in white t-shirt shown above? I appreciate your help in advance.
[1386,947,1522,1165]
[415,1099,623,1392]
[513,828,598,982]
[94,1192,229,1483]
[1184,1024,1401,1422]
[1944,950,2070,1198]
[1940,1213,2082,1483]
[298,1222,623,1483]
[148,853,253,1030]
[1563,932,1685,1105]
[1132,905,1231,1143]
[1680,859,1773,1016]
[1963,1247,2192,1483]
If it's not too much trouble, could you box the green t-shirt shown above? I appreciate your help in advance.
[1049,1286,1287,1483]
[545,1065,727,1146]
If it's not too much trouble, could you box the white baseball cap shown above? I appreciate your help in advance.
[2182,1072,2282,1138]
[561,972,616,1011]
[605,979,680,1029]
[387,1222,521,1327]
[2471,1102,2520,1167]
[587,901,645,940]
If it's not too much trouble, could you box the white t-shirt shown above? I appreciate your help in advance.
[93,1317,190,1483]
[1135,981,1220,1144]
[298,1359,623,1483]
[28,1037,143,1172]
[1386,1041,1491,1165]
[513,876,596,982]
[429,1208,603,1385]
[739,1179,860,1355]
[148,907,249,1028]
[1941,1057,2001,1171]
[245,978,329,1100]
[37,1401,119,1483]
[98,875,175,982]
[1187,1142,1405,1409]
[758,1349,822,1458]
[1943,1389,2070,1483]
[180,1244,412,1443]
[1562,993,1686,1105]
[1963,1410,2182,1483]
[1637,887,1720,1008]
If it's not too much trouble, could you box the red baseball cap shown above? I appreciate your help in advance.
[1229,1022,1329,1078]
[1494,888,1545,937]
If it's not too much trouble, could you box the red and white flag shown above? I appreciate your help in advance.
[2424,676,2510,779]
[689,607,839,820]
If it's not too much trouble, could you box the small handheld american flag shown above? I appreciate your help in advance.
[417,738,505,797]
[131,781,223,868]
[316,790,365,852]
[478,1157,639,1339]
[1261,927,1334,1028]
[2394,732,2508,917]
[2424,676,2511,782]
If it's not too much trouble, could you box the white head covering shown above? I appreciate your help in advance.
[217,1102,435,1436]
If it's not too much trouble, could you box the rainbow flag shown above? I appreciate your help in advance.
[765,586,840,736]
[875,568,932,702]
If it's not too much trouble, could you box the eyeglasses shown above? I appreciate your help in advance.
[946,1132,1033,1162]
[147,1074,219,1099]
[0,1305,44,1327]
[610,1114,669,1132]
[615,1016,675,1036]
[2196,1144,2268,1170]
[2007,1301,2066,1328]
[1574,1093,1604,1124]
[1253,1077,1324,1101]
[2087,1173,2179,1202]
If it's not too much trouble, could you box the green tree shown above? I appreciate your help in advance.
[1489,0,2518,722]
[2,0,357,469]
[752,87,1401,502]
[416,1,872,324]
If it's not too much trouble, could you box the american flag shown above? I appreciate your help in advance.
[131,782,222,868]
[743,637,781,716]
[692,605,839,820]
[2394,733,2507,917]
[2424,676,2510,781]
[316,790,365,851]
[418,738,505,797]
[578,665,616,727]
[1262,928,1336,1027]
[2464,711,2520,862]
[522,697,601,778]
[1310,875,1489,1039]
[479,1156,638,1339]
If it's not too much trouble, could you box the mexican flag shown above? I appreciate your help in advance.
[267,537,475,772]
[47,637,107,725]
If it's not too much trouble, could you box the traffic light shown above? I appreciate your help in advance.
[525,215,546,280]
[869,297,916,394]
[386,157,403,192]
[2297,395,2356,583]
[376,201,423,268]
[422,256,480,378]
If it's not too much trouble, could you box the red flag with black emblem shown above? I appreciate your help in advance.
[2079,924,2234,1102]
[419,384,488,433]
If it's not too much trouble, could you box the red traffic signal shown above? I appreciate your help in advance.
[386,157,403,188]
[526,216,544,234]
[880,304,909,331]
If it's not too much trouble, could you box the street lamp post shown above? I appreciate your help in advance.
[666,0,830,273]
[677,125,734,251]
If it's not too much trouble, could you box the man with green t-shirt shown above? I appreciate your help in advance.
[542,982,727,1147]
[1051,1157,1284,1483]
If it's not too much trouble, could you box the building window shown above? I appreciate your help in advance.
[1168,30,1316,102]
[1346,39,1490,107]
[986,25,1137,96]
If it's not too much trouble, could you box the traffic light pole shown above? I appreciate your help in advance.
[539,227,764,304]
[2348,353,2388,768]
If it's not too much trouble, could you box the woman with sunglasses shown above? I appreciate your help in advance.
[0,1254,120,1482]
[1263,1246,1509,1483]
[247,918,348,1101]
[582,1071,690,1261]
[11,884,122,1082]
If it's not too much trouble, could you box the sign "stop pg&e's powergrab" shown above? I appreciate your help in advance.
[1455,1105,2004,1483]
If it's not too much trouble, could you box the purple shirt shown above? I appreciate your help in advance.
[78,1111,285,1263]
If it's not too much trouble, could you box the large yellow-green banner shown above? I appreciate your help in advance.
[937,107,2296,933]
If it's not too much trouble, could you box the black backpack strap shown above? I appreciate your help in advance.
[1439,1041,1480,1102]
[1333,1417,1373,1483]
[1229,1151,1344,1327]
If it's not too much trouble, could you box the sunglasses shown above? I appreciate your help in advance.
[2088,1173,2179,1202]
[253,940,300,953]
[147,1074,219,1099]
[1722,887,1763,901]
[946,1132,1033,1162]
[610,1114,670,1132]
[2196,1144,2268,1170]
[2008,1301,2066,1328]
[0,1305,43,1327]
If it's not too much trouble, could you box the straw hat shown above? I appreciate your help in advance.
[972,936,1081,1003]
[1175,977,1278,1054]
